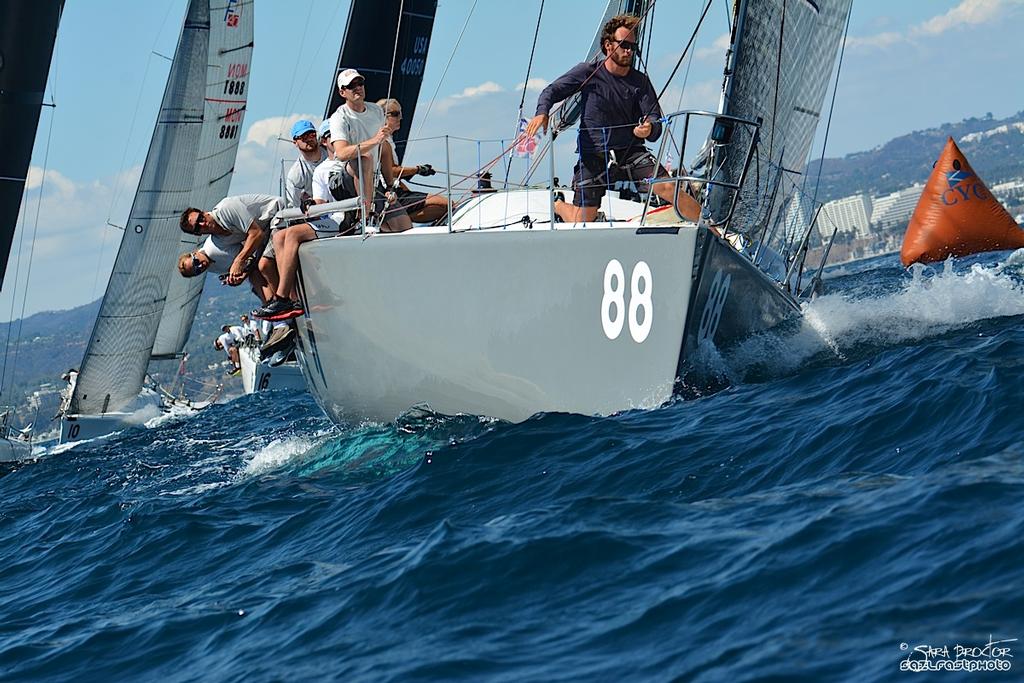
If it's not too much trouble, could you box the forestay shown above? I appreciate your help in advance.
[705,0,852,236]
[71,0,210,415]
[0,0,64,283]
[152,0,253,359]
[323,0,438,161]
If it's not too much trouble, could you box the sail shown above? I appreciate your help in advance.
[152,0,254,359]
[323,0,438,161]
[901,138,1024,266]
[706,0,852,236]
[0,0,64,283]
[551,0,651,135]
[70,0,210,415]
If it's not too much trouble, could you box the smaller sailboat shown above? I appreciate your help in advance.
[901,137,1024,266]
[59,0,253,444]
[0,0,64,461]
[238,339,306,395]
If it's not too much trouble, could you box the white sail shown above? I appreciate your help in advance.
[70,0,211,415]
[153,0,254,359]
[706,0,852,236]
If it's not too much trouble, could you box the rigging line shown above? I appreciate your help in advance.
[505,0,546,187]
[414,0,479,141]
[656,0,714,101]
[642,0,657,67]
[768,0,786,170]
[1,198,29,396]
[8,83,59,397]
[808,3,852,221]
[107,0,176,225]
[266,0,318,194]
[377,0,406,185]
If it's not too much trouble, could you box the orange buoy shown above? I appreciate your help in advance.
[900,137,1024,266]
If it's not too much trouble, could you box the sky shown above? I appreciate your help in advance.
[3,0,1023,322]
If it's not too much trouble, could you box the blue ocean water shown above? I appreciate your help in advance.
[2,251,1023,682]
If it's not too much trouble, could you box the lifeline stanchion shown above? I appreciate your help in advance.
[446,135,453,233]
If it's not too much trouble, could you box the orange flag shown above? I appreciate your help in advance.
[900,137,1024,266]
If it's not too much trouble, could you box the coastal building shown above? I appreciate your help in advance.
[821,194,872,239]
[870,184,924,232]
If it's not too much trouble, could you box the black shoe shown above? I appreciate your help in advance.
[253,298,304,321]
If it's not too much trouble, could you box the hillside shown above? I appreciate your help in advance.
[0,280,259,429]
[807,110,1024,203]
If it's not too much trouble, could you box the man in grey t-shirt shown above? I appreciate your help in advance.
[179,193,283,287]
[284,119,327,209]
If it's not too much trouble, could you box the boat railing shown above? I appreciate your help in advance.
[641,109,761,231]
[391,109,762,233]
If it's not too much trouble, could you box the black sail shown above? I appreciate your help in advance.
[323,0,437,162]
[0,0,64,283]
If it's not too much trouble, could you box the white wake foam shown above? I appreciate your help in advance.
[241,436,319,476]
[725,257,1024,376]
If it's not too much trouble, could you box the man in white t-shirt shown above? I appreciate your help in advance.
[239,314,261,343]
[214,325,243,376]
[284,119,327,209]
[328,68,411,233]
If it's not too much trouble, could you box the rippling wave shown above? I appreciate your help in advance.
[2,251,1022,681]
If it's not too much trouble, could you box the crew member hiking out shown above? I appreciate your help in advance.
[524,13,701,224]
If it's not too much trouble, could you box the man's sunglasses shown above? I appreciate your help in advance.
[344,78,366,89]
[386,111,402,118]
[615,39,638,52]
[191,212,206,235]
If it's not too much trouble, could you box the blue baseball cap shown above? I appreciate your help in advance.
[290,119,316,139]
[318,120,331,137]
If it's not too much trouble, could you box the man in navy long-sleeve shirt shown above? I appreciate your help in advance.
[525,14,700,223]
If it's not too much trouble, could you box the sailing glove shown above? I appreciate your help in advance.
[416,164,436,177]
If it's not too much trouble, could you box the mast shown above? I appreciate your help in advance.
[0,0,64,284]
[323,0,438,162]
[70,0,211,416]
[152,0,254,359]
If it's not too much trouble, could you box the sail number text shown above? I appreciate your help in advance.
[601,259,652,343]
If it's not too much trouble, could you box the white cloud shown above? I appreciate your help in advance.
[695,33,731,60]
[24,167,76,196]
[913,0,1016,36]
[843,0,1019,53]
[243,113,319,147]
[515,78,549,92]
[451,81,504,99]
[844,31,903,51]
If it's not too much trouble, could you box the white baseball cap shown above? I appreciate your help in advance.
[337,68,364,89]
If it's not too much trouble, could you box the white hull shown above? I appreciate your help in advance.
[239,343,307,394]
[294,221,703,423]
[59,412,136,444]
